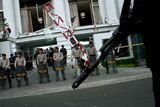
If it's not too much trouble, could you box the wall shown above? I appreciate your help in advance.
[93,31,113,57]
[93,31,134,59]
[0,41,12,58]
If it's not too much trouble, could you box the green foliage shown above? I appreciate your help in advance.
[101,58,138,68]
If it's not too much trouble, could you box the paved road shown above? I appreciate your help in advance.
[0,78,155,107]
[0,66,152,99]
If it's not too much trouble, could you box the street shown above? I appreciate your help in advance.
[0,78,154,107]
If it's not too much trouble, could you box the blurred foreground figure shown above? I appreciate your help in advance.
[72,0,160,106]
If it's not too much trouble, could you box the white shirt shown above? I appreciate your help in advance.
[1,58,10,69]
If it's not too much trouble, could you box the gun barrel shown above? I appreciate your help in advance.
[72,69,90,89]
[72,28,129,89]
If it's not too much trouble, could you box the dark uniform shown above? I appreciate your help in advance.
[60,45,67,66]
[49,47,55,70]
[9,54,15,78]
[28,53,33,70]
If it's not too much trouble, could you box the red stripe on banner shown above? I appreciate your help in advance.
[43,1,90,66]
[43,2,54,13]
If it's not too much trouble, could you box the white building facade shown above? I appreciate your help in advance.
[0,0,133,59]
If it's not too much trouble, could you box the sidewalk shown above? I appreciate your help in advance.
[0,66,152,100]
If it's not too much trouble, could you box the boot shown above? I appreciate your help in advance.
[47,78,51,82]
[17,82,21,87]
[39,79,43,84]
[2,85,6,90]
[9,84,12,88]
[63,76,67,81]
[11,73,15,78]
[26,81,29,86]
[1,83,5,90]
[56,78,59,81]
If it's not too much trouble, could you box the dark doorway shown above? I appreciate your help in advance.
[77,1,92,26]
[30,6,44,31]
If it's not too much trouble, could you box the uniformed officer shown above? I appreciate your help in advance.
[14,52,29,87]
[37,48,51,83]
[0,54,12,88]
[60,45,67,66]
[71,44,83,78]
[53,47,66,81]
[87,42,100,76]
[106,50,118,74]
[9,53,15,78]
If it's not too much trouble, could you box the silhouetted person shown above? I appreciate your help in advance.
[9,53,15,78]
[60,45,67,66]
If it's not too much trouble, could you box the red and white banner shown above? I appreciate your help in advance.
[43,2,89,66]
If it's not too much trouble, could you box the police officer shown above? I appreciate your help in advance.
[106,50,117,74]
[1,54,12,88]
[9,53,15,78]
[37,48,51,83]
[71,44,83,78]
[87,42,100,76]
[53,47,66,81]
[60,45,67,66]
[14,52,29,87]
[49,47,55,70]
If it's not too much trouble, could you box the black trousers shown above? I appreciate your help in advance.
[63,56,67,66]
[39,72,50,81]
[3,68,12,86]
[10,64,15,77]
[16,75,28,82]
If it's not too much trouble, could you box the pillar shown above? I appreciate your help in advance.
[104,0,118,21]
[98,0,107,24]
[0,41,12,57]
[2,0,16,37]
[13,0,22,34]
[52,0,67,25]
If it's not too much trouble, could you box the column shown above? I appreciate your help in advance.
[13,0,22,34]
[2,0,16,37]
[104,0,118,21]
[64,0,71,25]
[52,0,67,24]
[98,0,107,24]
[0,41,12,57]
[116,0,124,16]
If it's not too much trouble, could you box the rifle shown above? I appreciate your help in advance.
[72,0,144,89]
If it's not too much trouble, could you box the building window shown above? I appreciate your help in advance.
[69,0,102,27]
[20,0,52,33]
